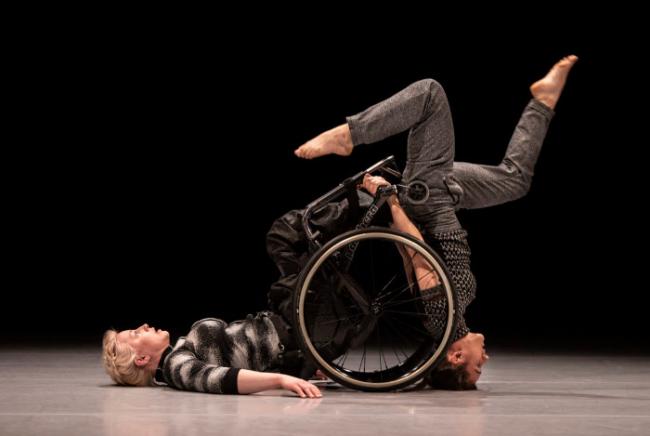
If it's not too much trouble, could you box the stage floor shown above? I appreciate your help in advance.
[1,346,649,436]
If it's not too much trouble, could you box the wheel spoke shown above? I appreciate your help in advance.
[314,313,363,326]
[379,316,412,361]
[383,309,428,316]
[388,314,432,338]
[381,269,439,306]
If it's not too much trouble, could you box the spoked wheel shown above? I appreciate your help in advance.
[293,227,458,391]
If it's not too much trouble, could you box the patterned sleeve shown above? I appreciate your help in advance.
[163,345,240,395]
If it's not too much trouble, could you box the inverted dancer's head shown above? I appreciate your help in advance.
[427,332,489,390]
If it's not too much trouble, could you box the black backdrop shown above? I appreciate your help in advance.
[6,25,647,351]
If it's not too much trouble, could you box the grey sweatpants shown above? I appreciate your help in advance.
[346,79,555,234]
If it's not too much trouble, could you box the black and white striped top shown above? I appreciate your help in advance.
[161,312,283,394]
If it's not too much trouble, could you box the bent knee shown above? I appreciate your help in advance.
[409,78,448,115]
[413,78,444,95]
[501,161,533,199]
[511,178,531,200]
[509,174,532,200]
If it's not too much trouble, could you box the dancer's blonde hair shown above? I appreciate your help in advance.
[102,329,154,386]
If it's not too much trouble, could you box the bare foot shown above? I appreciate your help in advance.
[530,55,578,110]
[294,124,354,159]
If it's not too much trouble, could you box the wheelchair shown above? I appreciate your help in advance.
[292,156,459,391]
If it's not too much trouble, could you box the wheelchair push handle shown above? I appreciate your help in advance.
[302,156,401,245]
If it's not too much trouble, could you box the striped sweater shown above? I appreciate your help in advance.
[161,312,283,394]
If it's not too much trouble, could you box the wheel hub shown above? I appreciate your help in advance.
[370,300,383,316]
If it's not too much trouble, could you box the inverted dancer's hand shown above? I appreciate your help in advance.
[358,173,390,196]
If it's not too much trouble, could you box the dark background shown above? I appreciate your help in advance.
[6,24,647,352]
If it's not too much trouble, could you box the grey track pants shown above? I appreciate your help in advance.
[346,79,555,234]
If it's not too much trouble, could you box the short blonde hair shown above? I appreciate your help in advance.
[102,329,154,387]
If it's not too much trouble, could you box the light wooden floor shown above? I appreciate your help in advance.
[1,346,649,436]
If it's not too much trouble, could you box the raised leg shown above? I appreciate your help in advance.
[347,79,462,233]
[450,55,578,210]
[295,78,456,181]
[345,78,456,178]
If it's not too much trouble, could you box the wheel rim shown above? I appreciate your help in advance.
[297,230,456,389]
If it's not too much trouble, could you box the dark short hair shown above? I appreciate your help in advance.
[425,361,477,390]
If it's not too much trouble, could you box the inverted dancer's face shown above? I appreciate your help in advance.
[463,332,489,384]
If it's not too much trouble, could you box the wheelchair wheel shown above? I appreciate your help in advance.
[293,227,458,391]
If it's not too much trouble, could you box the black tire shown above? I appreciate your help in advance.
[293,227,458,391]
